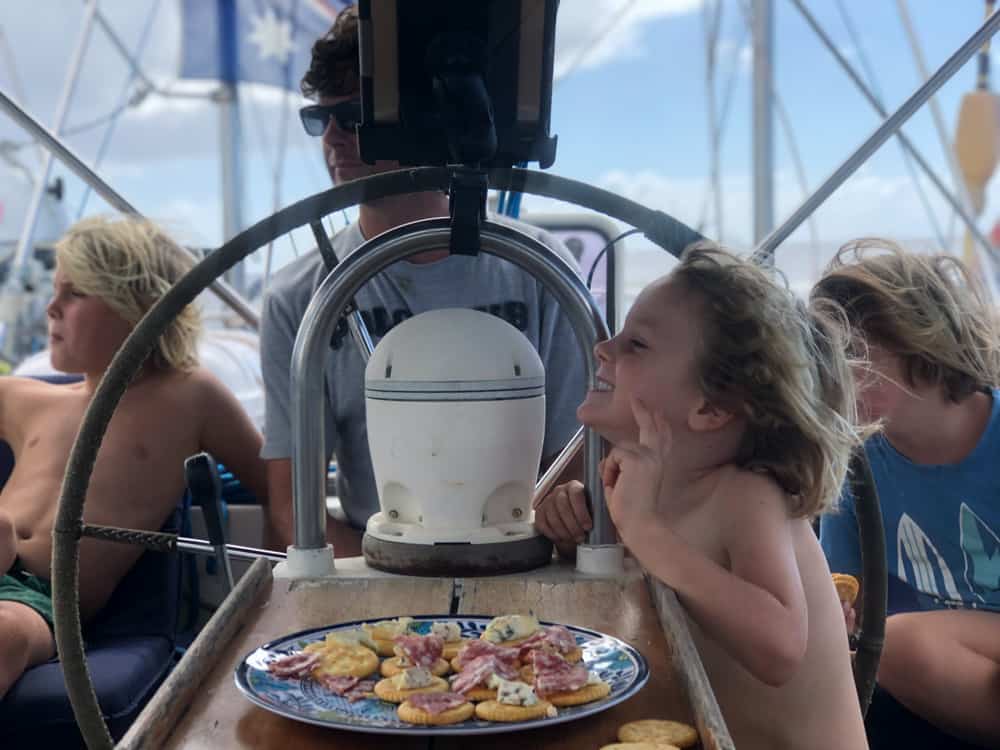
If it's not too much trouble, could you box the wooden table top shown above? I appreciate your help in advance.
[148,562,702,750]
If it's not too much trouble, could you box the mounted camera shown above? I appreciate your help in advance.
[356,0,559,169]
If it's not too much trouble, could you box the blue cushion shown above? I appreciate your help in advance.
[0,636,174,747]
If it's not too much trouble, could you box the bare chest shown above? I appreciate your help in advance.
[3,388,199,519]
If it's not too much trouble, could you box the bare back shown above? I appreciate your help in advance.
[0,370,263,620]
[671,469,867,750]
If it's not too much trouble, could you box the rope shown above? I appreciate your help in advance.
[80,523,177,553]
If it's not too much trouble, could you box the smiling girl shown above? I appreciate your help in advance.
[535,243,868,749]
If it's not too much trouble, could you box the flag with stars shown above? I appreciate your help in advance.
[179,0,347,91]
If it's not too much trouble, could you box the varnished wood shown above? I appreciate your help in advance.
[142,561,730,750]
[155,574,453,750]
[121,557,273,750]
[649,576,735,750]
[434,571,700,750]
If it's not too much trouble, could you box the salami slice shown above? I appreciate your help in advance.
[544,625,578,653]
[534,661,589,697]
[267,651,321,678]
[394,634,444,667]
[528,649,568,673]
[453,639,520,670]
[407,691,468,715]
[517,625,578,659]
[317,674,360,694]
[344,678,377,703]
[450,654,519,694]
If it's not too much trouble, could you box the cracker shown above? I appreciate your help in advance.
[474,698,554,722]
[546,679,611,707]
[832,573,860,607]
[441,639,471,661]
[618,719,699,748]
[380,656,450,678]
[464,686,497,702]
[370,637,397,657]
[373,675,449,704]
[308,643,379,679]
[397,699,474,726]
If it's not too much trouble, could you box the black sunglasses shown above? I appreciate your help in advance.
[299,99,362,136]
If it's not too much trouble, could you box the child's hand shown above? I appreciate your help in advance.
[603,396,672,544]
[532,480,593,554]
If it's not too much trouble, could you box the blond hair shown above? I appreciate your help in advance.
[55,216,201,371]
[811,238,1000,402]
[672,243,863,519]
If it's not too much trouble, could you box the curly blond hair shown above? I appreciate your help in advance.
[811,238,1000,402]
[672,243,863,518]
[55,215,201,372]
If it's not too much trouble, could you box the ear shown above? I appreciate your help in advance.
[687,397,735,432]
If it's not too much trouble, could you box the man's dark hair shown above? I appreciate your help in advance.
[301,4,360,99]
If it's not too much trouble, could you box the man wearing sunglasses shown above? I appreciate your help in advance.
[259,4,589,557]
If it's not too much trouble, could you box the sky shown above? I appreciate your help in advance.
[2,0,1000,303]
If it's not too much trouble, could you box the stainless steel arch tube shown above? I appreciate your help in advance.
[290,218,613,552]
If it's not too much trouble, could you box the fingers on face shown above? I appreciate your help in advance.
[602,451,622,489]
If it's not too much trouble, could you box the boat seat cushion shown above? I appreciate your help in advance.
[0,635,174,746]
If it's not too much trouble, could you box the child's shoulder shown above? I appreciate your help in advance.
[709,464,790,519]
[0,374,78,400]
[132,366,220,404]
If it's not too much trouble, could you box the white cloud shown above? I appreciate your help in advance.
[521,163,997,303]
[553,0,702,80]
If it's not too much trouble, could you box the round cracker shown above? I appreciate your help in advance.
[397,699,475,726]
[474,698,554,722]
[370,637,397,657]
[380,656,450,678]
[618,719,699,748]
[546,679,611,707]
[599,744,681,750]
[832,573,860,607]
[463,686,497,702]
[309,643,380,679]
[441,639,471,661]
[373,675,449,704]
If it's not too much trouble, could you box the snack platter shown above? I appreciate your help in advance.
[235,614,650,736]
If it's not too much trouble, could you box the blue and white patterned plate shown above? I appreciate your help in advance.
[235,614,649,736]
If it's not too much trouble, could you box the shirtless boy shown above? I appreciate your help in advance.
[0,216,266,698]
[535,244,868,749]
[813,240,1000,748]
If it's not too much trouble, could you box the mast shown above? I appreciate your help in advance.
[0,0,98,366]
[751,0,774,245]
[218,0,246,294]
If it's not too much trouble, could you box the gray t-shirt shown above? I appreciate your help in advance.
[260,217,589,528]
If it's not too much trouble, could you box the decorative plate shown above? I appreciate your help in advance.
[235,614,649,736]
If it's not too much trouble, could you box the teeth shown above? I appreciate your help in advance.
[595,381,614,392]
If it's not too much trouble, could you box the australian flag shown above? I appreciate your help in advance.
[179,0,347,92]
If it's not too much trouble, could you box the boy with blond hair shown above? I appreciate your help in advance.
[536,243,868,749]
[813,239,1000,749]
[0,215,266,698]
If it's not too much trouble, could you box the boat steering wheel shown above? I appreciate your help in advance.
[47,166,886,747]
